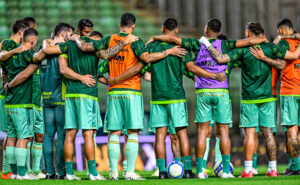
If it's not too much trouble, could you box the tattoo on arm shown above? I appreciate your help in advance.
[75,39,94,52]
[208,46,230,63]
[280,33,300,40]
[97,40,126,59]
[264,58,286,70]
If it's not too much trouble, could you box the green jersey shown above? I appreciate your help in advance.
[277,39,290,51]
[145,41,193,102]
[5,49,35,106]
[227,42,286,102]
[59,37,99,98]
[0,39,19,96]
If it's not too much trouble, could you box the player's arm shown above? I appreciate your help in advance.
[108,62,145,86]
[274,33,300,44]
[0,45,26,61]
[185,61,226,82]
[142,71,151,82]
[58,55,96,87]
[4,64,38,91]
[235,36,267,48]
[139,46,187,63]
[98,76,108,85]
[146,35,182,46]
[283,46,300,60]
[33,49,46,63]
[43,39,63,55]
[250,46,286,70]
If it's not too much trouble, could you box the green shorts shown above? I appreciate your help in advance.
[240,101,276,128]
[149,102,188,133]
[106,91,144,131]
[0,97,6,132]
[5,107,33,139]
[194,90,231,124]
[103,110,128,135]
[32,106,44,134]
[149,122,177,135]
[65,96,102,130]
[280,96,300,127]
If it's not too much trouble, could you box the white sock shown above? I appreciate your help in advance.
[245,161,253,173]
[268,161,277,172]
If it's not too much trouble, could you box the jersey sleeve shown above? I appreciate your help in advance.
[277,40,290,51]
[97,60,109,76]
[222,40,237,51]
[181,51,194,65]
[24,50,35,63]
[183,66,195,80]
[181,38,201,51]
[271,43,287,59]
[227,48,244,61]
[92,35,110,51]
[58,41,69,54]
[132,39,148,58]
[140,63,151,76]
[1,40,16,51]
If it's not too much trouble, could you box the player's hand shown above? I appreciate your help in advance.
[215,72,226,82]
[170,46,187,57]
[80,74,96,87]
[273,35,281,45]
[71,34,80,41]
[145,37,154,46]
[124,34,139,45]
[250,46,266,60]
[3,83,9,92]
[199,36,211,48]
[250,36,268,45]
[108,77,118,86]
[2,75,8,83]
[14,45,27,54]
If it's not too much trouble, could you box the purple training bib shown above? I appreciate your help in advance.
[195,39,228,89]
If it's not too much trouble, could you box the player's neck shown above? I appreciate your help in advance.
[119,28,132,34]
[53,36,65,43]
[10,34,21,44]
[21,42,32,50]
[163,31,176,36]
[206,34,218,39]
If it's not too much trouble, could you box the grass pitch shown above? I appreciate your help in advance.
[1,165,300,185]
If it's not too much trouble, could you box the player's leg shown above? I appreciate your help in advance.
[252,131,259,175]
[169,134,181,161]
[82,129,99,177]
[108,131,122,180]
[42,106,56,179]
[122,132,128,177]
[155,127,168,178]
[286,125,300,174]
[203,125,212,172]
[64,129,77,177]
[243,127,256,175]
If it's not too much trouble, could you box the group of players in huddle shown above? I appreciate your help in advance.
[0,12,300,181]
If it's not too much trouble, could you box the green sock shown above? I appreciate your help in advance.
[126,134,139,172]
[6,146,17,174]
[174,157,181,162]
[182,156,192,170]
[253,153,257,169]
[157,159,166,172]
[123,160,127,172]
[215,137,222,163]
[65,161,74,175]
[87,160,98,176]
[26,142,32,173]
[15,148,27,176]
[108,135,120,172]
[32,141,43,173]
[222,155,231,173]
[2,150,11,174]
[196,158,203,174]
[203,160,207,169]
[287,154,293,170]
[292,157,300,171]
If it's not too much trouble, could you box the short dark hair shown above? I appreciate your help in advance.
[163,18,178,31]
[53,23,74,36]
[22,27,38,42]
[246,22,264,36]
[88,31,103,38]
[23,17,36,26]
[120,13,136,27]
[77,19,93,30]
[12,19,29,34]
[277,18,293,29]
[217,34,227,40]
[206,18,222,33]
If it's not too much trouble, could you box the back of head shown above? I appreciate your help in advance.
[23,17,36,28]
[120,13,136,27]
[88,31,103,38]
[22,27,38,43]
[77,19,93,30]
[246,22,264,36]
[206,18,222,33]
[162,18,178,31]
[53,22,74,36]
[12,19,29,34]
[277,18,293,30]
[217,34,227,40]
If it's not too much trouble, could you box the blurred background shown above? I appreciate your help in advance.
[0,0,299,170]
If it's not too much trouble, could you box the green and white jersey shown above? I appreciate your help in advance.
[145,41,193,103]
[59,36,99,99]
[227,42,286,103]
[39,48,66,106]
[5,49,35,106]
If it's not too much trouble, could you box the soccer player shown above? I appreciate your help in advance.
[199,22,300,177]
[23,17,37,29]
[269,18,300,175]
[42,18,140,180]
[77,19,93,36]
[74,13,187,180]
[147,18,266,179]
[0,19,29,179]
[3,27,45,180]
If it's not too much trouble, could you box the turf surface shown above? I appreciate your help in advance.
[1,165,300,185]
